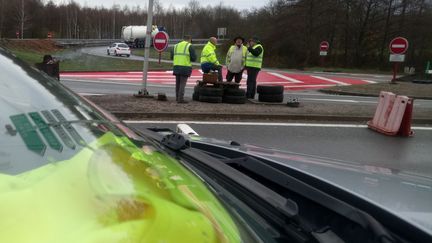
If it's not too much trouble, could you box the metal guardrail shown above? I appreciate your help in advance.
[53,38,222,47]
[53,39,123,47]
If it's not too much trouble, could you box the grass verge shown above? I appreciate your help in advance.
[320,82,432,99]
[7,48,172,71]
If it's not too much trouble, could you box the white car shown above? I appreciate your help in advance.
[107,43,131,57]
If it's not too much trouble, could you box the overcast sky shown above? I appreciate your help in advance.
[52,0,268,10]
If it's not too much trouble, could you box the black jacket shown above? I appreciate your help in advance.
[247,45,263,57]
[171,44,196,77]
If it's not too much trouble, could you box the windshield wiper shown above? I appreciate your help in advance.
[179,147,313,242]
[144,131,317,242]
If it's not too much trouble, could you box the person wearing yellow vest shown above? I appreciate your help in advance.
[225,36,247,83]
[171,35,196,103]
[245,37,264,99]
[200,37,223,82]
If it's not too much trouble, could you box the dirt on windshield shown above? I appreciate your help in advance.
[0,39,62,53]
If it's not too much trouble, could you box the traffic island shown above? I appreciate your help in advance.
[86,94,432,123]
[320,82,432,100]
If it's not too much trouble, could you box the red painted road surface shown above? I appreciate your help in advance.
[61,69,376,91]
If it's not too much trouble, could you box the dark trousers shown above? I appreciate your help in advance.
[201,63,223,82]
[246,67,260,99]
[226,70,243,83]
[175,75,188,101]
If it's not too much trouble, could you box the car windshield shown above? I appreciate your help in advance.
[1,0,431,241]
[0,50,243,242]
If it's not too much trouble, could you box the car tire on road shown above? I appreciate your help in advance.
[258,93,284,103]
[107,50,110,55]
[257,85,284,95]
[127,55,130,57]
[223,95,246,104]
[199,87,224,97]
[224,88,246,97]
[199,95,222,103]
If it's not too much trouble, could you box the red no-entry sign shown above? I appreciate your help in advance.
[389,37,409,54]
[320,41,330,51]
[153,31,169,52]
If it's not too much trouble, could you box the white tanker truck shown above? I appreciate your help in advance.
[121,25,165,48]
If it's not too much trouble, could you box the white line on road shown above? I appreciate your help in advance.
[283,84,334,88]
[78,93,104,96]
[268,72,303,83]
[124,121,432,130]
[311,76,349,86]
[63,79,197,89]
[362,80,378,84]
[302,98,358,103]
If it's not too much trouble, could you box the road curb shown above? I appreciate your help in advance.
[111,112,432,124]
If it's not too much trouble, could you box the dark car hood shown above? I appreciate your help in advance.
[190,136,432,235]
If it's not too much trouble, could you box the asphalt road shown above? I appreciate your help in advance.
[62,78,432,108]
[59,46,432,108]
[127,121,432,177]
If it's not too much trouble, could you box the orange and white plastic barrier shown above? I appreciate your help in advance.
[367,91,414,136]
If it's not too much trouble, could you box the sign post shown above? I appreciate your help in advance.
[153,31,169,64]
[217,27,227,39]
[319,41,329,67]
[389,37,409,83]
[135,0,154,97]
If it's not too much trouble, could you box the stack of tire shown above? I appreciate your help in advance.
[193,86,223,103]
[193,85,247,104]
[223,88,246,104]
[257,85,284,103]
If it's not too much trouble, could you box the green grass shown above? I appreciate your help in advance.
[8,48,172,71]
[321,82,432,99]
[11,49,45,65]
[60,53,172,71]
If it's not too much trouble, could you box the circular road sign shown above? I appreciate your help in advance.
[153,31,169,52]
[389,37,409,54]
[320,41,330,51]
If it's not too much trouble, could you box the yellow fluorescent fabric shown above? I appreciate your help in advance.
[201,42,220,65]
[0,132,241,243]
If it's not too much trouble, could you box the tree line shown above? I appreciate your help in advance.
[1,0,431,69]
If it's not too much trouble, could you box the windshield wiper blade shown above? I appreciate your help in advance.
[177,147,318,242]
[183,147,299,217]
[220,155,397,243]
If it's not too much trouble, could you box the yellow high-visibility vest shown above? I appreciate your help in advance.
[200,42,220,65]
[173,41,192,67]
[245,44,264,69]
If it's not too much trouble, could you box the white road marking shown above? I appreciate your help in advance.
[302,98,358,103]
[283,84,334,88]
[268,72,303,83]
[63,79,197,89]
[61,75,201,78]
[124,121,432,130]
[362,80,377,84]
[78,93,104,96]
[311,76,349,86]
